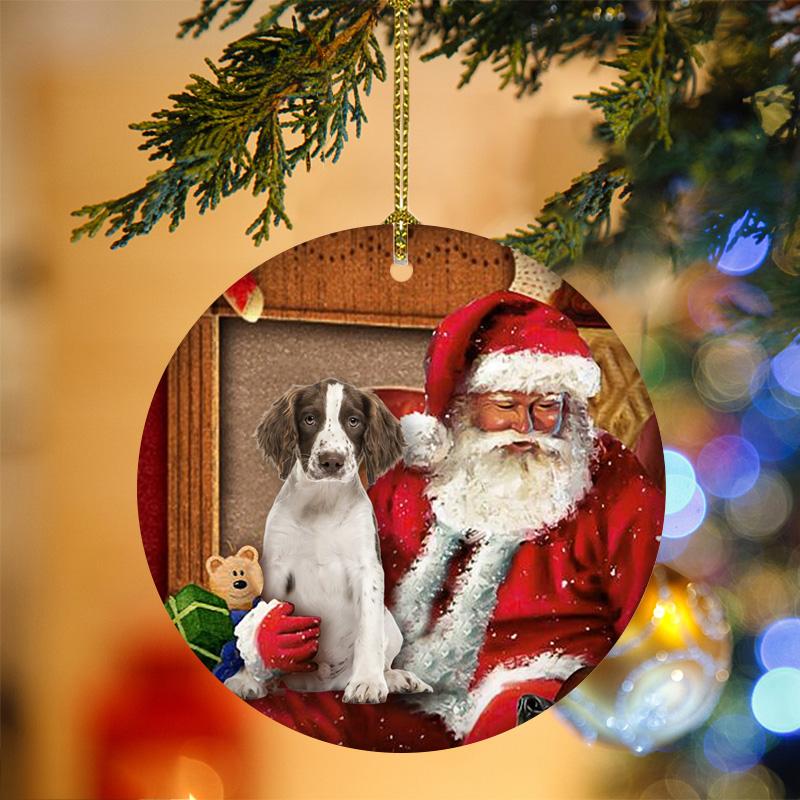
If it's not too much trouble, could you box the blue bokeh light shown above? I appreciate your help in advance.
[664,449,698,515]
[697,435,761,498]
[703,713,766,772]
[772,338,800,397]
[751,668,800,733]
[712,212,771,276]
[663,485,707,539]
[751,386,798,421]
[758,618,800,671]
[741,407,800,462]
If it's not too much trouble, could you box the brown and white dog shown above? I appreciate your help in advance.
[232,379,431,704]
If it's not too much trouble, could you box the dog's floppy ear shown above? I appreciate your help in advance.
[255,387,300,480]
[362,390,404,485]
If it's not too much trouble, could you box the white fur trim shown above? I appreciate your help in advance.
[461,652,587,736]
[224,667,271,700]
[466,351,601,399]
[400,412,452,469]
[413,651,587,740]
[398,535,519,691]
[392,521,465,641]
[234,599,280,684]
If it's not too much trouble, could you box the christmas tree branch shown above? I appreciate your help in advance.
[504,1,720,267]
[403,0,627,97]
[178,0,265,38]
[500,164,628,267]
[579,2,713,150]
[71,1,387,248]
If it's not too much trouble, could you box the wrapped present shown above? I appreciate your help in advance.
[165,584,234,669]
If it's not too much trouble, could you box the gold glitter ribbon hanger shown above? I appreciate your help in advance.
[385,0,417,282]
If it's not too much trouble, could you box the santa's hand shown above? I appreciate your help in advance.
[256,601,320,673]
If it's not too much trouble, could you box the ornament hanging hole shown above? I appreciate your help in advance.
[390,259,414,283]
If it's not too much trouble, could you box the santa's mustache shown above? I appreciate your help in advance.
[458,427,569,458]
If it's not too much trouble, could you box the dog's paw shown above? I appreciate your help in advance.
[224,669,269,700]
[385,668,433,695]
[343,675,388,704]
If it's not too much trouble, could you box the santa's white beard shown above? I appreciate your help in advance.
[426,412,596,539]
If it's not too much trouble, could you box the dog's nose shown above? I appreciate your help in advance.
[233,579,247,590]
[318,451,346,475]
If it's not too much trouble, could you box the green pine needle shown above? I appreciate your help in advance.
[500,164,629,267]
[405,0,626,97]
[578,3,711,151]
[501,1,721,271]
[177,0,265,39]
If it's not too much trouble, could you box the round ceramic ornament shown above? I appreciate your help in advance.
[137,223,667,751]
[134,0,674,754]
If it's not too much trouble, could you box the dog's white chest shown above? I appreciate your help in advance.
[262,498,373,673]
[265,516,363,597]
[276,538,355,613]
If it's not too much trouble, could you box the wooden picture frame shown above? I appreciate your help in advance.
[162,225,652,595]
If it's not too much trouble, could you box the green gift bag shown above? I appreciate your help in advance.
[165,584,234,669]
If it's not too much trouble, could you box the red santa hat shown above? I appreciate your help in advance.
[401,290,601,468]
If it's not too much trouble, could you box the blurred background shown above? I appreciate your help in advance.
[2,1,799,798]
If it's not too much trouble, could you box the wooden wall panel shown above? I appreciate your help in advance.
[167,314,219,594]
[214,225,517,328]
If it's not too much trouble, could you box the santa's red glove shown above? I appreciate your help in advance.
[256,601,320,673]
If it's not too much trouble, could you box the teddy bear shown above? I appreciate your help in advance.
[205,545,264,611]
[205,545,269,694]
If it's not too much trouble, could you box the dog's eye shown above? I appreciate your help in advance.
[348,416,361,428]
[303,414,316,426]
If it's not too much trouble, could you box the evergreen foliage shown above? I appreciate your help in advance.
[404,0,627,95]
[499,164,629,267]
[501,1,721,264]
[71,1,387,247]
[178,0,262,38]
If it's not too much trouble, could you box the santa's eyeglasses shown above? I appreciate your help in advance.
[486,392,566,436]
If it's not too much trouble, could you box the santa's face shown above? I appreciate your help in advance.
[470,391,565,453]
[427,392,596,538]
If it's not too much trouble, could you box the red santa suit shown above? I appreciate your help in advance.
[246,291,664,750]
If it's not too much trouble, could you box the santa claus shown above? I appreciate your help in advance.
[241,291,664,751]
